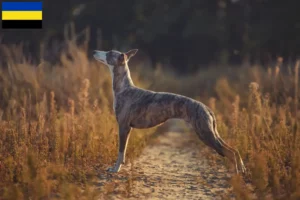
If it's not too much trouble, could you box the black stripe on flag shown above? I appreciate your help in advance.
[2,20,42,29]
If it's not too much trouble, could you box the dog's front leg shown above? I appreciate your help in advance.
[107,125,132,173]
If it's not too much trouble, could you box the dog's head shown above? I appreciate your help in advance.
[93,49,138,71]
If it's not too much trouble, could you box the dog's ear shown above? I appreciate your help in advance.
[125,49,138,61]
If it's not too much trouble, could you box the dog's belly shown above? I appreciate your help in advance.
[130,115,169,129]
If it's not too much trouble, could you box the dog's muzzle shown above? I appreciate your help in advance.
[93,50,107,64]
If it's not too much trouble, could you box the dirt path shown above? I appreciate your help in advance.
[97,121,234,200]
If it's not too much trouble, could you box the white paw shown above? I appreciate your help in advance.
[239,160,246,174]
[241,164,247,174]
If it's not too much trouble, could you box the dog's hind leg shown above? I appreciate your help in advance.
[198,130,243,174]
[215,135,246,173]
[107,124,132,173]
[213,136,239,174]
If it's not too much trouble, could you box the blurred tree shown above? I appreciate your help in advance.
[1,0,300,72]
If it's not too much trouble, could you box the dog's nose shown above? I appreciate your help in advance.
[93,50,97,57]
[93,50,102,56]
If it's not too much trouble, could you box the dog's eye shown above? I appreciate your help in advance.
[119,54,124,61]
[119,54,127,63]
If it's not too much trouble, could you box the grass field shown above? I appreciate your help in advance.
[0,41,299,199]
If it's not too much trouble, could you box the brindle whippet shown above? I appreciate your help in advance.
[93,49,246,174]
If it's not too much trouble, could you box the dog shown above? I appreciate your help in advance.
[93,49,246,174]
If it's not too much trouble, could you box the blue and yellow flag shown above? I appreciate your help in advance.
[2,2,42,29]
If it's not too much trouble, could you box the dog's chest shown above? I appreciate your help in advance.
[113,96,132,122]
[113,93,122,114]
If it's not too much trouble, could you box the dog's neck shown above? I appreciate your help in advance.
[111,63,134,94]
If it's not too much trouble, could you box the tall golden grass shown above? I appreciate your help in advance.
[0,40,299,199]
[149,63,300,199]
[0,42,157,199]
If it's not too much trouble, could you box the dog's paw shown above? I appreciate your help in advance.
[239,161,247,174]
[241,165,247,174]
[107,166,120,173]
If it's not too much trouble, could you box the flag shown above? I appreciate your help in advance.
[2,2,42,29]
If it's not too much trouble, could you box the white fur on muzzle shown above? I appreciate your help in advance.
[93,50,108,65]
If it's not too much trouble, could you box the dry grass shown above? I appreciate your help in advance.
[0,42,157,199]
[0,40,299,199]
[146,63,300,199]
